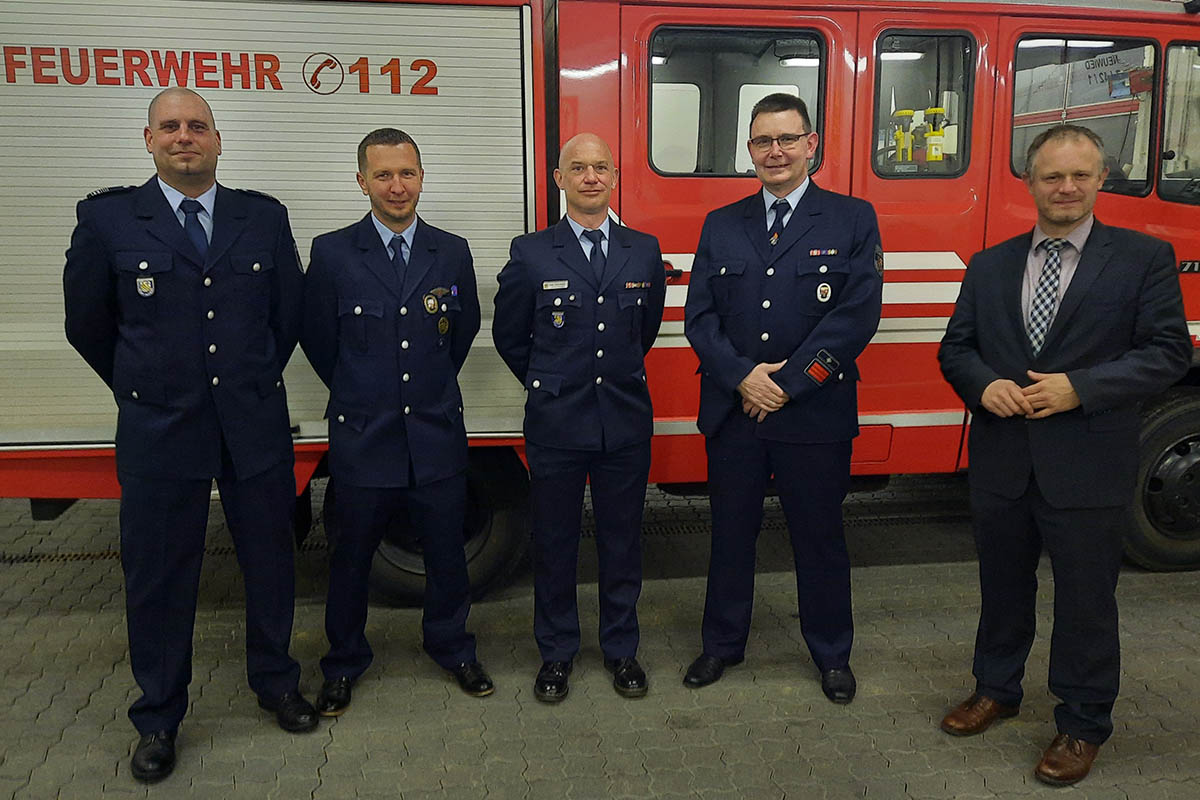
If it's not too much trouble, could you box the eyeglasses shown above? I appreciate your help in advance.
[748,133,813,152]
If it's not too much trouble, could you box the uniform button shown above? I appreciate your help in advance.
[404,405,411,415]
[762,299,771,309]
[819,265,829,274]
[402,373,410,382]
[838,372,845,380]
[206,310,215,319]
[532,379,541,389]
[597,295,605,304]
[569,294,576,301]
[441,303,447,312]
[766,267,775,276]
[252,262,261,272]
[337,414,345,423]
[275,380,282,388]
[203,276,212,287]
[211,376,220,386]
[354,305,363,315]
[596,349,604,358]
[208,344,217,354]
[131,390,139,400]
[760,332,770,341]
[554,297,562,307]
[597,322,605,332]
[637,297,643,306]
[719,267,727,275]
[138,261,149,271]
[400,306,408,315]
[401,340,409,350]
[595,376,603,385]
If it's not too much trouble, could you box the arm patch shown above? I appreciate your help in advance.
[805,349,840,386]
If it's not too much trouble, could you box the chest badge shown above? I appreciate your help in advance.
[438,316,450,335]
[136,277,155,297]
[551,310,565,329]
[423,294,439,314]
[817,282,832,303]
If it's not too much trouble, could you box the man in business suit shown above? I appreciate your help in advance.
[493,133,665,702]
[683,93,883,703]
[938,124,1190,785]
[63,88,315,784]
[301,128,492,715]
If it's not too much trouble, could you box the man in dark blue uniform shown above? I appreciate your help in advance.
[683,93,883,703]
[63,88,314,784]
[493,133,665,702]
[301,128,492,716]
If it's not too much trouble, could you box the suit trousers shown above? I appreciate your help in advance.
[118,455,300,734]
[322,474,476,678]
[701,413,854,670]
[526,439,651,663]
[970,478,1123,744]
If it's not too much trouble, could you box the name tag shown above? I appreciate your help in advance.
[542,280,569,290]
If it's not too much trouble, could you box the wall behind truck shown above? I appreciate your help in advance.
[0,0,536,457]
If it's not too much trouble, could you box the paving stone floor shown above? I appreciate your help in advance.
[1,477,1198,799]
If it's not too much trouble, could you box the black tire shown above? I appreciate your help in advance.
[1126,390,1200,571]
[322,448,531,606]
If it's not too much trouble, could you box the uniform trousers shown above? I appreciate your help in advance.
[322,473,476,678]
[526,439,651,663]
[970,477,1124,744]
[118,455,300,735]
[701,412,854,670]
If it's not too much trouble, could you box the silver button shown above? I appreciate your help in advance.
[766,267,775,276]
[252,262,261,272]
[595,376,603,385]
[354,305,363,315]
[637,297,643,306]
[532,379,541,389]
[597,322,605,332]
[402,373,410,382]
[206,310,215,319]
[762,299,771,309]
[441,303,447,312]
[569,294,576,301]
[760,332,770,341]
[400,306,408,316]
[211,376,220,386]
[597,295,605,304]
[838,373,844,380]
[208,344,217,354]
[819,265,829,274]
[275,380,281,388]
[719,267,727,275]
[337,414,345,423]
[203,277,212,287]
[403,405,411,415]
[131,390,139,400]
[138,260,149,271]
[401,340,409,350]
[596,349,604,358]
[554,297,562,307]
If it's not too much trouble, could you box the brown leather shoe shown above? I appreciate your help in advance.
[940,693,1019,736]
[1035,733,1100,786]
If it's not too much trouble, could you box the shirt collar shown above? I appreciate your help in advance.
[762,176,810,216]
[565,214,611,242]
[1033,214,1094,254]
[158,177,217,216]
[371,213,418,253]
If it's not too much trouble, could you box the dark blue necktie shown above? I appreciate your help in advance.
[767,198,790,246]
[583,228,606,281]
[391,234,407,275]
[180,198,208,258]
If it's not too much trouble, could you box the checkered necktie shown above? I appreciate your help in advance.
[767,198,790,246]
[180,198,208,258]
[1028,238,1069,356]
[583,228,606,281]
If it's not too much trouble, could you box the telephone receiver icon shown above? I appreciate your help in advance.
[310,59,337,89]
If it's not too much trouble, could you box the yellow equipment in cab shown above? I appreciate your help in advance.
[892,109,914,162]
[924,107,946,162]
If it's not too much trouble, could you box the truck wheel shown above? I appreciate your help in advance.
[1126,390,1200,570]
[318,448,530,606]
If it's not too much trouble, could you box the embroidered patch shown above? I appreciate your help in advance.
[551,310,565,328]
[136,277,155,297]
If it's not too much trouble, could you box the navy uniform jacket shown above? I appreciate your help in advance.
[685,184,883,442]
[493,218,666,451]
[301,214,480,488]
[939,221,1190,508]
[63,176,303,481]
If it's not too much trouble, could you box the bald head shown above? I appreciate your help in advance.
[144,87,221,195]
[554,132,618,227]
[148,87,216,128]
[558,133,613,172]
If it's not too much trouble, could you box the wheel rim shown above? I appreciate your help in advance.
[1144,433,1200,540]
[376,479,492,576]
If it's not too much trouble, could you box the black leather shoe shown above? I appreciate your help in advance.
[534,660,572,703]
[451,661,495,697]
[258,691,319,732]
[605,657,648,698]
[130,729,176,784]
[316,677,353,717]
[683,653,740,689]
[821,667,857,704]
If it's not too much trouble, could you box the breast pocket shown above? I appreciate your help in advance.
[430,294,461,351]
[535,289,585,343]
[618,288,648,338]
[232,253,275,307]
[338,298,385,355]
[710,260,747,315]
[796,258,850,316]
[114,250,174,322]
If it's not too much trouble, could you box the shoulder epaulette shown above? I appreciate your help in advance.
[85,185,135,199]
[234,187,282,204]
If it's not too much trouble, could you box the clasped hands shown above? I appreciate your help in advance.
[980,371,1079,419]
[738,361,790,423]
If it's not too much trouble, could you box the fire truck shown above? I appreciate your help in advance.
[2,0,1198,602]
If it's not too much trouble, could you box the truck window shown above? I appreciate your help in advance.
[1012,36,1156,196]
[648,27,825,176]
[873,31,974,178]
[1160,43,1200,205]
